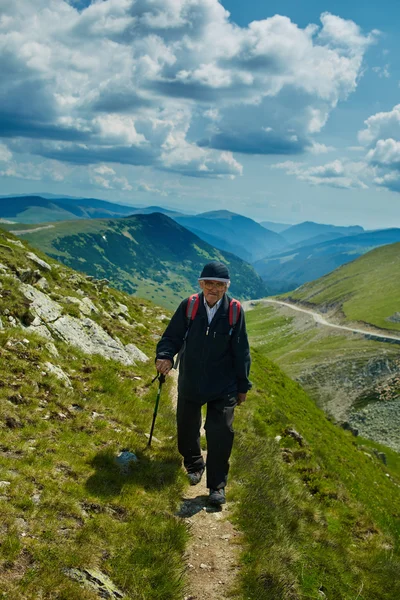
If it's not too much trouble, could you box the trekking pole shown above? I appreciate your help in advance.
[147,372,166,447]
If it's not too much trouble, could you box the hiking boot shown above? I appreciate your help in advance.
[208,488,226,506]
[187,468,205,486]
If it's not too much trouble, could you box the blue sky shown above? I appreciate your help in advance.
[1,0,400,229]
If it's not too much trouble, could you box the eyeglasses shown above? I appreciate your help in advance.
[202,280,227,290]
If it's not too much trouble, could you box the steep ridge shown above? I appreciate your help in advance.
[281,241,400,333]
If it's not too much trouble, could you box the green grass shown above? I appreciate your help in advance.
[0,229,189,599]
[245,304,397,379]
[230,349,400,600]
[2,225,400,599]
[280,242,400,332]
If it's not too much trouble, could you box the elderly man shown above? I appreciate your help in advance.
[155,261,252,506]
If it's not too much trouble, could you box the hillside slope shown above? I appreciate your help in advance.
[8,212,267,308]
[0,228,399,599]
[281,241,400,333]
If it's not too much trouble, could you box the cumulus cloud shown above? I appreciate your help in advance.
[273,158,370,189]
[0,143,12,162]
[359,104,400,193]
[0,1,375,181]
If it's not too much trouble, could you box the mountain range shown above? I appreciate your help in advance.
[2,194,399,299]
[254,228,400,294]
[7,212,267,308]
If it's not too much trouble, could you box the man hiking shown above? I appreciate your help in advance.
[155,261,252,506]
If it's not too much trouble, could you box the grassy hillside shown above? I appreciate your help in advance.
[244,301,400,451]
[7,213,267,309]
[1,227,399,599]
[0,229,188,599]
[281,242,400,333]
[231,349,400,599]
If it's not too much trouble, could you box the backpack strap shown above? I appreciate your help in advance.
[174,294,200,369]
[186,293,200,322]
[228,298,241,335]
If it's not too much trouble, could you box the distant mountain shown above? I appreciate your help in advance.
[0,195,138,223]
[259,220,292,233]
[124,205,185,218]
[253,228,400,295]
[281,221,364,245]
[0,195,194,224]
[281,241,400,333]
[173,210,287,262]
[11,212,267,308]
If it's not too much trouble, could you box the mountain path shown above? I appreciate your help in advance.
[168,370,241,600]
[11,224,55,235]
[245,298,400,344]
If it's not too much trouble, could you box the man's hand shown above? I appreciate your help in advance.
[156,358,173,376]
[236,392,247,405]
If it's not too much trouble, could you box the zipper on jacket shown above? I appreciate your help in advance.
[206,326,209,336]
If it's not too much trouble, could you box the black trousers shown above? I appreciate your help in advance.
[176,394,237,490]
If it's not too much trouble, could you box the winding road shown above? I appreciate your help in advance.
[249,298,400,345]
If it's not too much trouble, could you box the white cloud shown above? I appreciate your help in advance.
[372,64,390,78]
[358,105,400,146]
[273,158,371,189]
[0,143,12,162]
[359,104,400,193]
[309,142,335,154]
[0,1,375,181]
[367,138,400,167]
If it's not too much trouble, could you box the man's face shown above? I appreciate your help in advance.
[199,279,228,306]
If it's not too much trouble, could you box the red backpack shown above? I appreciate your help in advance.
[175,294,241,368]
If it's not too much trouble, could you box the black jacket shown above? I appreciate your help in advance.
[156,292,252,404]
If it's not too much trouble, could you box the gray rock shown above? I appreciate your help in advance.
[116,302,129,315]
[36,277,49,290]
[115,451,138,474]
[65,568,124,599]
[45,342,59,357]
[26,252,52,271]
[50,316,136,365]
[44,362,72,388]
[19,284,146,366]
[7,239,24,248]
[125,343,149,363]
[21,284,62,322]
[25,324,53,340]
[386,312,400,323]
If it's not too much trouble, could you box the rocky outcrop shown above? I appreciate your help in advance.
[348,399,400,452]
[19,284,148,366]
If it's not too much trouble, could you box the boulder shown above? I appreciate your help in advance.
[26,252,52,271]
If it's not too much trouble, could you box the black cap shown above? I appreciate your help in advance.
[198,261,230,282]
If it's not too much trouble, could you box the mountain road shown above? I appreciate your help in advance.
[246,298,400,345]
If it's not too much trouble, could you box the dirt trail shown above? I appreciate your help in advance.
[246,298,400,344]
[168,371,241,600]
[11,224,55,235]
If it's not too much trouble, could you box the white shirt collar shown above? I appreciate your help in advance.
[203,295,222,323]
